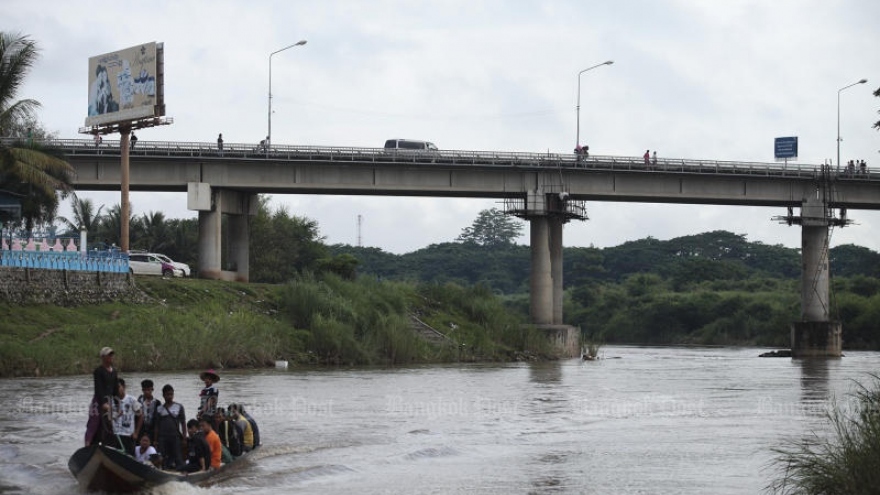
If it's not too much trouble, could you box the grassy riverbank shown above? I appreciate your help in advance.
[0,275,551,377]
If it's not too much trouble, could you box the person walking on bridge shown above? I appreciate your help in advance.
[643,150,650,166]
[217,133,224,156]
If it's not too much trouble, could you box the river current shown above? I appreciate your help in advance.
[0,346,877,494]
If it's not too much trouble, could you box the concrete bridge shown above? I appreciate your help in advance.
[53,138,880,357]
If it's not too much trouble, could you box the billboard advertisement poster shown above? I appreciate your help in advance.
[86,42,161,127]
[774,136,798,160]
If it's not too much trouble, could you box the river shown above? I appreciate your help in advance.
[1,346,877,494]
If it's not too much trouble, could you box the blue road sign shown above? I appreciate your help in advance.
[775,136,798,159]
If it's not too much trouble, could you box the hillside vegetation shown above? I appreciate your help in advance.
[332,230,880,349]
[0,275,552,378]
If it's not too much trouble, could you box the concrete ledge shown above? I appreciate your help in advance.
[533,324,580,358]
[791,321,842,358]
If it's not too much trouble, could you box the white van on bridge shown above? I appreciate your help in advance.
[383,139,439,151]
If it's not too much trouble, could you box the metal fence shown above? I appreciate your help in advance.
[0,234,128,273]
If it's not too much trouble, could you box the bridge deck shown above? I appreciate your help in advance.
[7,138,878,208]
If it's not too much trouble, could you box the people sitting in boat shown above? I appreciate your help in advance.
[237,403,260,447]
[200,418,223,470]
[86,346,117,447]
[137,379,159,442]
[228,403,255,452]
[111,378,143,456]
[134,434,158,465]
[154,384,187,471]
[215,407,244,460]
[197,369,220,424]
[182,419,211,473]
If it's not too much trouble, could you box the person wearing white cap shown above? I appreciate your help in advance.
[85,347,117,446]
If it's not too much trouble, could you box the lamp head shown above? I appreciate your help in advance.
[296,40,307,46]
[858,78,867,84]
[604,60,614,65]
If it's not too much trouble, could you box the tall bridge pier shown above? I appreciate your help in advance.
[508,186,587,357]
[777,191,849,357]
[188,183,256,282]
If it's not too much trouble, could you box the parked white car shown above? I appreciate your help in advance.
[153,253,192,277]
[128,253,176,277]
[128,252,191,277]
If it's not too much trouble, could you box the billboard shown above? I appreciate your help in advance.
[774,136,798,160]
[85,42,164,127]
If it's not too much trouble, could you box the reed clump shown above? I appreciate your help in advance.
[767,375,880,494]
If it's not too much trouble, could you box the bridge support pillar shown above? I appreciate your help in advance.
[549,216,564,324]
[189,183,256,282]
[228,213,250,282]
[529,216,553,325]
[198,208,222,279]
[514,188,586,358]
[785,197,843,358]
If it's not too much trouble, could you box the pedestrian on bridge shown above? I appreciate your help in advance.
[217,133,224,156]
[130,133,137,150]
[643,150,650,165]
[652,151,657,165]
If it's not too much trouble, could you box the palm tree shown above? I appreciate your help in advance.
[96,203,129,249]
[134,211,170,252]
[0,31,74,230]
[57,194,105,238]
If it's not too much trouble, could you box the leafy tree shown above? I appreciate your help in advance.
[57,195,105,239]
[249,196,327,283]
[0,32,74,230]
[95,203,130,249]
[161,218,199,266]
[456,208,524,247]
[831,244,880,278]
[318,253,360,280]
[132,211,171,252]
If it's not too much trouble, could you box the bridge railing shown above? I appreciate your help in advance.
[4,137,874,181]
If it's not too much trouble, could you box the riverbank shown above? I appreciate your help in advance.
[0,275,553,377]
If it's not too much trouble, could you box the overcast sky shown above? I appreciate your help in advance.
[7,0,880,254]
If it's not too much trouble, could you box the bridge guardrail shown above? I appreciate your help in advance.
[2,137,875,181]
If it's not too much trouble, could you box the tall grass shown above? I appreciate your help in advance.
[276,274,430,365]
[767,376,880,494]
[0,274,536,376]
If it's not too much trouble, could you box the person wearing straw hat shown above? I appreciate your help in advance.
[197,369,220,424]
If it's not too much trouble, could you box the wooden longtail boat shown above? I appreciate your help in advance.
[68,444,257,493]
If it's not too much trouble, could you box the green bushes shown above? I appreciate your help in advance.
[567,277,799,346]
[0,274,537,376]
[768,377,880,494]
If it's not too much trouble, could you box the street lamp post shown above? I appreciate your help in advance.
[268,40,307,148]
[576,60,613,149]
[837,78,867,169]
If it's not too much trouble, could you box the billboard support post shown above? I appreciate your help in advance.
[119,125,131,252]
